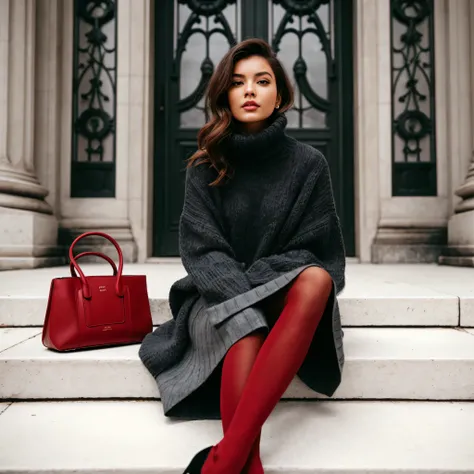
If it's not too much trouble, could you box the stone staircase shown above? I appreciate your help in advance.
[1,262,474,473]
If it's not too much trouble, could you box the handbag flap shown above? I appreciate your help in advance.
[81,277,127,328]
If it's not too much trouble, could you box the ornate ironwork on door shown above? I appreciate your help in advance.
[391,0,437,196]
[154,0,354,256]
[71,0,118,197]
[271,0,334,129]
[174,0,239,127]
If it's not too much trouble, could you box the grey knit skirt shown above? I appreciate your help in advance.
[156,264,344,419]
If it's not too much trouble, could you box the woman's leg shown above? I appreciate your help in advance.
[220,287,289,474]
[203,267,333,474]
[220,333,265,474]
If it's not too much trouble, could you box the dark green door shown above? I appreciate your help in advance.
[153,0,355,256]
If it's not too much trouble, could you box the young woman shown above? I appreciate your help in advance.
[139,38,346,474]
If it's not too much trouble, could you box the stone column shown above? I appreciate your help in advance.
[353,0,381,262]
[439,0,474,266]
[122,0,154,262]
[440,154,474,266]
[0,0,60,269]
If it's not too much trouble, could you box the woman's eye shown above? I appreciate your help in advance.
[230,80,269,87]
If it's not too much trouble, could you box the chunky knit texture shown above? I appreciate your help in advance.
[139,113,346,418]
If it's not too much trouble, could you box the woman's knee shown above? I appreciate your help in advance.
[292,267,333,300]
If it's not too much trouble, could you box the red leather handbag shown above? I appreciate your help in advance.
[42,232,153,351]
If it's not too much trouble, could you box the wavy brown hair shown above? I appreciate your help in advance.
[187,38,294,186]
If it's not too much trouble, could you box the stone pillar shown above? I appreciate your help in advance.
[439,0,474,267]
[353,0,381,262]
[121,0,154,262]
[440,154,474,266]
[0,0,60,269]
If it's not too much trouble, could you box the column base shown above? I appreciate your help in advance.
[0,207,62,270]
[59,224,138,263]
[439,210,474,267]
[371,226,447,263]
[0,165,52,214]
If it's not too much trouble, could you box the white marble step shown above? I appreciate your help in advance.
[1,400,473,473]
[1,327,474,400]
[1,262,474,327]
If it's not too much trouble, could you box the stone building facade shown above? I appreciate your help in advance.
[1,0,473,269]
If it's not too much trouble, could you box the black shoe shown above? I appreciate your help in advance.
[183,446,213,474]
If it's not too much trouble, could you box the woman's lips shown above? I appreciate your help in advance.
[243,105,259,111]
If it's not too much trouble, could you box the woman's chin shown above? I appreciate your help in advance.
[234,114,273,126]
[235,109,274,122]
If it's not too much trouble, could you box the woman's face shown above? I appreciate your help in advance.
[227,55,281,133]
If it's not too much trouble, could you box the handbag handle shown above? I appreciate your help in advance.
[70,251,118,278]
[69,232,124,299]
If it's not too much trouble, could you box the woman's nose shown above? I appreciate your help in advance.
[244,82,256,97]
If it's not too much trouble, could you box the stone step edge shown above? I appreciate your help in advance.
[0,294,463,327]
[1,400,473,473]
[2,328,474,400]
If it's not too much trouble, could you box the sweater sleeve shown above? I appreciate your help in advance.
[246,156,346,294]
[179,166,255,307]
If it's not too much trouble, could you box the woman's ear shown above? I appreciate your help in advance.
[275,95,281,109]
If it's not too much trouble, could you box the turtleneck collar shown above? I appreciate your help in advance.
[223,113,289,164]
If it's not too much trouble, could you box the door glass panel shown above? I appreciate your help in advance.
[269,0,333,129]
[177,1,240,128]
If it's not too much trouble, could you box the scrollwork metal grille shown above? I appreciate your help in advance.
[175,0,238,127]
[71,0,117,197]
[391,0,437,196]
[271,0,333,129]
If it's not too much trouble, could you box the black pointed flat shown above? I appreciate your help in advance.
[183,446,213,474]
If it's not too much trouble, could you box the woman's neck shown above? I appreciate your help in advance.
[224,113,289,164]
[236,117,271,135]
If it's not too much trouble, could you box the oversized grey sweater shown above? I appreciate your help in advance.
[139,114,346,398]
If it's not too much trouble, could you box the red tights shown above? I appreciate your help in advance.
[203,266,333,474]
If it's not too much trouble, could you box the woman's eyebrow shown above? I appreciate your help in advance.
[232,71,273,78]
